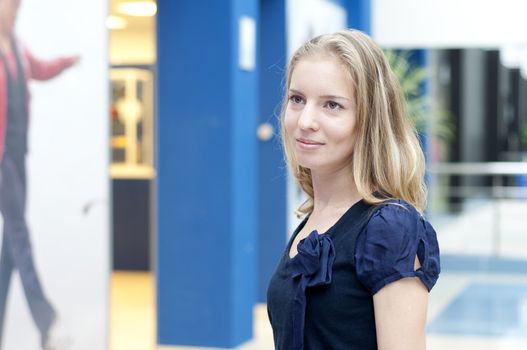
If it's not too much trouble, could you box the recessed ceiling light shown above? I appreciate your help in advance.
[117,1,157,17]
[106,15,128,30]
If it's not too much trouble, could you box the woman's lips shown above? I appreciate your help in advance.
[296,138,325,149]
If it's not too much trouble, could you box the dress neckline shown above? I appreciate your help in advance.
[286,198,366,260]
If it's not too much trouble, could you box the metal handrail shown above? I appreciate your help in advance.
[428,161,527,176]
[426,161,527,256]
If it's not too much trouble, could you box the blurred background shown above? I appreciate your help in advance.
[2,0,527,349]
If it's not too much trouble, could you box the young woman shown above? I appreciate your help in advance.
[267,30,440,350]
[0,0,78,348]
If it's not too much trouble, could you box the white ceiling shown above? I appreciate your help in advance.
[109,0,156,65]
[109,0,155,33]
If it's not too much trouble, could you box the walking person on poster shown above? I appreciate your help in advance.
[0,0,79,349]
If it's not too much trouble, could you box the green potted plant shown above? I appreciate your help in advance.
[385,50,454,144]
[385,49,454,211]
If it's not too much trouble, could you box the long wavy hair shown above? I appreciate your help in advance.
[281,29,427,215]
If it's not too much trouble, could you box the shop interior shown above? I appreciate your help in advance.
[108,0,156,349]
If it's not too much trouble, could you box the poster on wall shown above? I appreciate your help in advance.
[285,0,347,235]
[0,0,109,349]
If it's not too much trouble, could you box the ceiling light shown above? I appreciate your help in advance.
[117,1,157,17]
[106,15,128,30]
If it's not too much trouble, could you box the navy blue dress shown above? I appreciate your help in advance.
[267,199,440,350]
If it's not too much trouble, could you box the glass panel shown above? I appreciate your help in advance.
[109,68,155,179]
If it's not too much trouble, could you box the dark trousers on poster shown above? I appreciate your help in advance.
[0,152,55,348]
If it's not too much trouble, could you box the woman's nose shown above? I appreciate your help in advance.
[297,104,318,131]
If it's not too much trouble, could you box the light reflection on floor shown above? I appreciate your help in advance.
[427,273,527,349]
[111,271,155,350]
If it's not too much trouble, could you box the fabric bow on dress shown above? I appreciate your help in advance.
[290,230,336,350]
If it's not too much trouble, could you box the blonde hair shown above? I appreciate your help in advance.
[281,29,427,214]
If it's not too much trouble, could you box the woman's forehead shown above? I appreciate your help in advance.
[290,56,354,96]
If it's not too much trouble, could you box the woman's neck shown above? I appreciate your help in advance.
[0,34,12,54]
[310,164,361,215]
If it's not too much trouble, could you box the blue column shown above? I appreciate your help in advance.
[156,0,258,347]
[346,0,371,33]
[257,0,287,302]
[411,50,432,203]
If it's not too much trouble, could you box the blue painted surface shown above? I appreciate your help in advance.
[258,0,287,303]
[346,0,371,33]
[441,254,527,274]
[329,0,347,8]
[230,0,259,344]
[156,0,258,347]
[428,282,527,337]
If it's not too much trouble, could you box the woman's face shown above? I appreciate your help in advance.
[284,54,357,175]
[0,0,20,36]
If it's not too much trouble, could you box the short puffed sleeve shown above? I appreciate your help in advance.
[355,201,440,295]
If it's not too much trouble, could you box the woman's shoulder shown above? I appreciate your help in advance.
[362,198,438,251]
[367,199,423,230]
[355,199,441,294]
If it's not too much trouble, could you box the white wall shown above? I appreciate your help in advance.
[372,0,527,48]
[2,0,109,349]
[372,0,527,95]
[285,0,347,235]
[286,0,347,58]
[501,46,527,79]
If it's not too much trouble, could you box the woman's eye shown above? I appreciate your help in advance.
[289,95,304,104]
[325,101,342,110]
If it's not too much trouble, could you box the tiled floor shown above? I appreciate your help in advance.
[111,200,527,349]
[112,272,527,350]
[111,272,156,350]
[3,200,524,349]
[427,273,527,349]
[428,281,527,337]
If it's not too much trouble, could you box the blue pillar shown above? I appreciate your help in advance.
[346,0,371,33]
[412,50,432,203]
[257,0,287,303]
[156,0,259,347]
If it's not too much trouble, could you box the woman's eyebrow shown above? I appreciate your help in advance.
[289,89,350,101]
[288,89,304,95]
[319,94,351,101]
